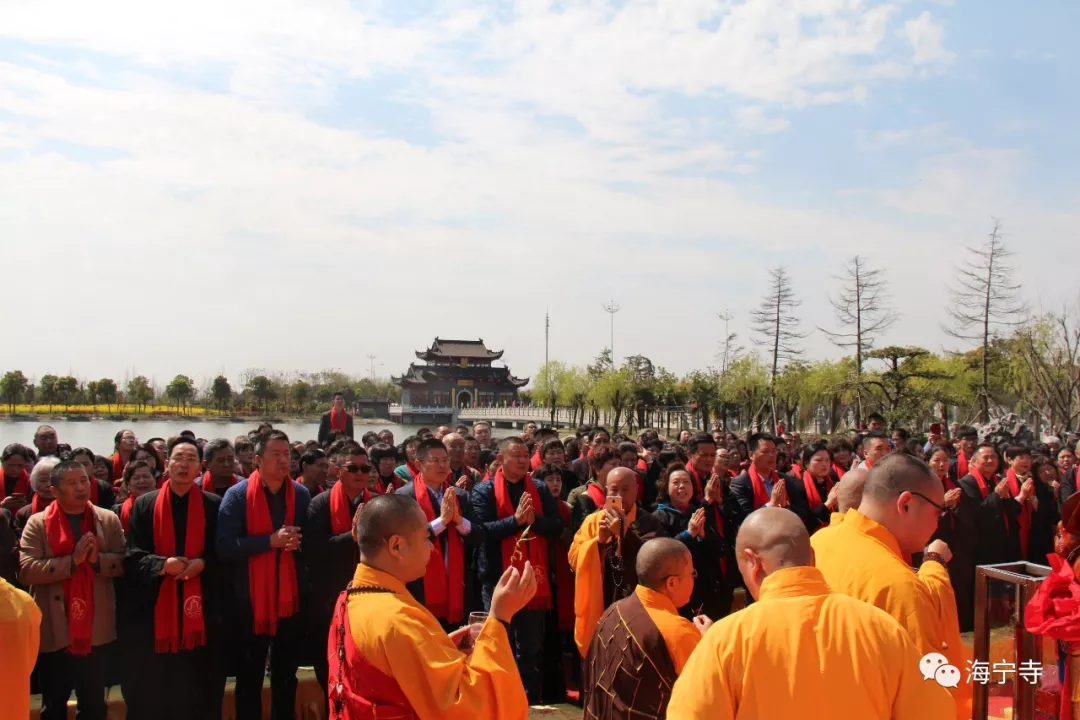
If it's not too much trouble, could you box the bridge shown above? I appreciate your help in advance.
[389,404,698,432]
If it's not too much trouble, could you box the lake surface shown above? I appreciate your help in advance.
[0,419,492,454]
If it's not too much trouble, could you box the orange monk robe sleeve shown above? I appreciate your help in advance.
[380,610,529,720]
[0,578,40,720]
[569,509,605,657]
[637,587,702,674]
[917,560,972,719]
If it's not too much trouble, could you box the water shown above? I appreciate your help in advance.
[0,419,437,454]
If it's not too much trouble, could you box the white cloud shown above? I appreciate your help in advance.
[736,106,791,134]
[902,11,956,67]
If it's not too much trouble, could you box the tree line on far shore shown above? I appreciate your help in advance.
[529,222,1080,436]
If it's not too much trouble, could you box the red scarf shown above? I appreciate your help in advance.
[554,502,575,631]
[585,481,606,509]
[802,471,832,511]
[329,407,348,432]
[111,452,126,481]
[790,464,803,478]
[831,462,847,481]
[413,476,464,623]
[1006,469,1033,558]
[153,481,207,653]
[330,481,369,536]
[0,470,30,501]
[493,469,551,610]
[32,493,51,513]
[119,497,135,535]
[957,452,969,479]
[530,450,542,471]
[44,502,95,655]
[748,464,776,509]
[200,471,235,494]
[684,466,705,500]
[403,462,420,481]
[245,471,298,635]
[970,467,996,499]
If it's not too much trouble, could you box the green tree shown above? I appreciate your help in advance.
[210,376,232,414]
[56,376,79,411]
[98,379,118,411]
[0,370,28,412]
[944,219,1027,422]
[292,380,313,414]
[165,374,196,413]
[39,374,59,413]
[863,346,952,427]
[85,380,100,407]
[247,375,275,413]
[127,375,154,411]
[591,369,632,433]
[533,360,570,424]
[1008,309,1080,431]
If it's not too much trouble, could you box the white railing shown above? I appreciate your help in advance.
[457,406,577,422]
[388,405,454,414]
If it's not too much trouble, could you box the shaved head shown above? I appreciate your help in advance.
[837,467,869,513]
[736,507,812,567]
[860,454,938,505]
[354,494,425,557]
[636,538,692,590]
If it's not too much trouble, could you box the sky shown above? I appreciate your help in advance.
[1,0,1077,390]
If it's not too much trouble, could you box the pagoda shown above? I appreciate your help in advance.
[392,338,528,422]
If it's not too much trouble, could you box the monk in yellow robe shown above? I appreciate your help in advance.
[569,466,665,657]
[583,538,710,719]
[668,507,954,719]
[812,453,971,720]
[0,575,40,720]
[328,493,534,720]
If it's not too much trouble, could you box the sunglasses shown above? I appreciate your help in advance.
[345,463,372,474]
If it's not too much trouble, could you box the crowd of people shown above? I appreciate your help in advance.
[1,392,1078,719]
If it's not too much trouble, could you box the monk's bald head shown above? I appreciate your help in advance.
[354,494,426,557]
[837,467,868,513]
[857,453,943,554]
[636,538,692,590]
[860,454,940,506]
[736,507,813,568]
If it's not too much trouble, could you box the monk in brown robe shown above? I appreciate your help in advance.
[584,538,710,719]
[570,467,667,656]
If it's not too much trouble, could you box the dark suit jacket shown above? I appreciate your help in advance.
[471,477,563,588]
[959,474,1022,566]
[317,411,354,445]
[729,469,812,531]
[395,482,484,614]
[304,488,363,621]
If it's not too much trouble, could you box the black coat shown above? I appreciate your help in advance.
[304,488,364,623]
[652,502,734,620]
[959,474,1022,566]
[729,469,813,532]
[317,411,354,445]
[471,476,563,588]
[394,481,485,617]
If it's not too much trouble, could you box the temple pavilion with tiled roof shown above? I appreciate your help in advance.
[392,338,528,412]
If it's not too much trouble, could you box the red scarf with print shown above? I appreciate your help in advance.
[44,502,95,655]
[748,464,776,509]
[494,469,551,610]
[329,408,348,432]
[1,470,30,501]
[413,476,464,623]
[330,480,370,536]
[153,481,207,653]
[245,471,298,636]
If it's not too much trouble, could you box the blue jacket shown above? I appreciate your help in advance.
[216,478,312,617]
[471,476,563,588]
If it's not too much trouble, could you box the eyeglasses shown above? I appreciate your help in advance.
[910,491,946,513]
[345,464,372,474]
[663,569,698,581]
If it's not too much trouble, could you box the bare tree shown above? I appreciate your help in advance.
[1011,305,1080,431]
[943,219,1027,423]
[820,256,897,426]
[716,309,745,430]
[751,267,806,432]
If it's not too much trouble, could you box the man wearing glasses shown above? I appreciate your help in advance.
[811,453,969,720]
[395,438,484,632]
[304,443,373,714]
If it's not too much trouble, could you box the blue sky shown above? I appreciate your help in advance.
[0,0,1076,389]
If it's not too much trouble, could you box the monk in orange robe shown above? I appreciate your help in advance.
[583,538,710,719]
[812,454,971,720]
[569,466,665,657]
[668,507,954,719]
[328,493,534,720]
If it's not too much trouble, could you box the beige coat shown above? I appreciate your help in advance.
[18,504,124,653]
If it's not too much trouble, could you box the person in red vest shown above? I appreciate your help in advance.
[317,392,354,445]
